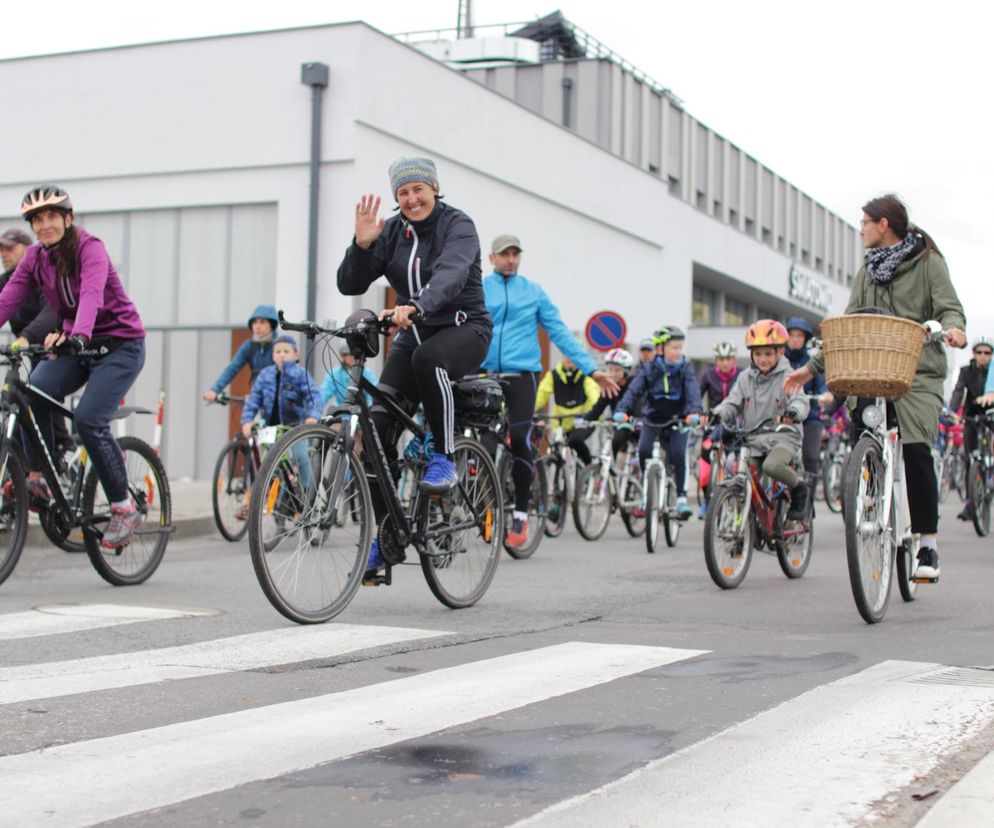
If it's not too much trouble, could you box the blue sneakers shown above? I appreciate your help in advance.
[676,497,693,520]
[420,454,458,494]
[363,539,384,586]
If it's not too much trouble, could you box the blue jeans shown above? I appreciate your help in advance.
[638,424,688,497]
[29,339,145,503]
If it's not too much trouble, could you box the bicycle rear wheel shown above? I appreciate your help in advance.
[573,461,612,541]
[775,493,813,579]
[663,476,681,547]
[703,483,752,589]
[499,453,546,559]
[843,436,893,624]
[542,455,569,538]
[968,462,991,538]
[212,439,253,542]
[249,424,371,624]
[83,436,171,586]
[644,465,662,554]
[421,437,502,608]
[0,443,29,586]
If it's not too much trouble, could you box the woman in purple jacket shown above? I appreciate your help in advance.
[0,186,146,549]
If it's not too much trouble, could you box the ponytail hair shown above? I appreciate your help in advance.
[862,194,942,258]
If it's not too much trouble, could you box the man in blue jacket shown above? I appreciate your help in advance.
[482,234,618,549]
[614,325,702,519]
[203,304,278,401]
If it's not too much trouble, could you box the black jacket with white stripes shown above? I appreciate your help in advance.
[337,201,493,339]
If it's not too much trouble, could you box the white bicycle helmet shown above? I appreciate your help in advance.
[605,348,634,372]
[713,340,737,358]
[972,337,993,351]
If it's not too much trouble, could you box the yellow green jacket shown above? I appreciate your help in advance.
[535,361,600,431]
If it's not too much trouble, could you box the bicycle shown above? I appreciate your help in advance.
[820,416,849,514]
[965,409,994,538]
[703,420,815,589]
[572,420,644,541]
[0,343,172,587]
[937,412,967,504]
[639,417,693,554]
[534,415,581,540]
[458,372,549,561]
[246,311,503,624]
[207,393,256,542]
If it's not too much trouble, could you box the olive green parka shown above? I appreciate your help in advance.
[810,244,965,445]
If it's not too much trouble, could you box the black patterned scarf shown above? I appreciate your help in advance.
[865,232,923,285]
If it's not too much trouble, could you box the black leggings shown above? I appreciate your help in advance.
[904,443,939,535]
[367,325,489,520]
[481,371,540,514]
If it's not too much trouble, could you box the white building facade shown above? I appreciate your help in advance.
[0,19,856,478]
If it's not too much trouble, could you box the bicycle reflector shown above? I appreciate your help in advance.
[344,308,380,358]
[862,405,884,429]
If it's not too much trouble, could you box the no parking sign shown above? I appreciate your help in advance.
[584,310,627,352]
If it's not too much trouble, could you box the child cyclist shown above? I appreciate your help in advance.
[535,356,602,445]
[697,340,741,518]
[613,326,702,520]
[711,320,810,520]
[571,348,640,462]
[240,335,321,506]
[203,304,279,401]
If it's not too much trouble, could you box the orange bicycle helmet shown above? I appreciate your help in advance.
[21,186,73,222]
[745,319,789,349]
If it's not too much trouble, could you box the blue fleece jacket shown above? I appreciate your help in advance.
[481,272,596,375]
[616,356,702,421]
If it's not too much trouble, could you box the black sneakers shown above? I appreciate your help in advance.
[787,482,808,521]
[915,547,940,580]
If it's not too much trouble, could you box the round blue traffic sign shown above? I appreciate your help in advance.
[585,311,627,352]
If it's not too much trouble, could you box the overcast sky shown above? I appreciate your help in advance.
[3,0,989,363]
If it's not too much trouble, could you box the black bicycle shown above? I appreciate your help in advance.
[207,393,257,542]
[0,343,172,587]
[246,311,504,624]
[966,409,994,537]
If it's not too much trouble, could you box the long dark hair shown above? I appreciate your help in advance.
[862,194,942,257]
[52,218,79,280]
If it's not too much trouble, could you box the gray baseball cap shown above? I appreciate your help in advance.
[491,234,522,254]
[0,228,32,247]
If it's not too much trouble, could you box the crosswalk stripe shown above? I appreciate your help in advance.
[0,641,705,827]
[515,660,994,826]
[0,623,450,705]
[0,603,214,640]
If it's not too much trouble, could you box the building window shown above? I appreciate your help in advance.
[692,286,716,325]
[723,297,748,327]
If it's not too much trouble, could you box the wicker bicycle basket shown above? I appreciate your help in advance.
[820,314,925,398]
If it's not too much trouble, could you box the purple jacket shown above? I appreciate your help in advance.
[0,228,144,341]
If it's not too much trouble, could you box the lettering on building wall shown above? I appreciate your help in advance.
[788,265,833,313]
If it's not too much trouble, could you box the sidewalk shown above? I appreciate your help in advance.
[27,479,217,546]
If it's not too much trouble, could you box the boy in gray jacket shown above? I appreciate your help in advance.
[711,320,810,519]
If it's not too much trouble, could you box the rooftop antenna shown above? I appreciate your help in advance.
[456,0,474,38]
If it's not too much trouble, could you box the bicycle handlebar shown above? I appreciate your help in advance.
[278,310,422,339]
[209,392,246,406]
[0,342,110,360]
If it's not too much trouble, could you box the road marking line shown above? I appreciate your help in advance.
[0,623,450,705]
[0,642,705,827]
[0,604,214,641]
[516,660,994,827]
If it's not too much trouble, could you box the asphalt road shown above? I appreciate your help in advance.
[1,495,992,826]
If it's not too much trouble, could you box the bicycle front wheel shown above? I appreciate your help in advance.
[249,424,371,624]
[619,475,645,537]
[843,436,893,624]
[644,465,661,554]
[663,476,681,547]
[83,436,171,586]
[703,483,752,589]
[0,442,29,586]
[421,437,502,609]
[212,439,253,542]
[822,458,844,513]
[542,455,569,539]
[968,462,991,538]
[572,461,612,541]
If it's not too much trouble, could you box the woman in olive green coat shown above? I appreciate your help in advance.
[786,194,966,582]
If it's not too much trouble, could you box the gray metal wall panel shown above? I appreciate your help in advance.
[744,158,757,222]
[163,330,200,479]
[574,60,600,144]
[666,102,682,181]
[197,329,236,479]
[127,330,164,452]
[514,64,543,115]
[541,60,564,124]
[493,65,516,100]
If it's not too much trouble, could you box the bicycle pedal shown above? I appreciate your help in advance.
[911,576,939,584]
[362,568,392,587]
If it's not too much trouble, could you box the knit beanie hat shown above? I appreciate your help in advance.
[389,156,439,197]
[274,334,298,349]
